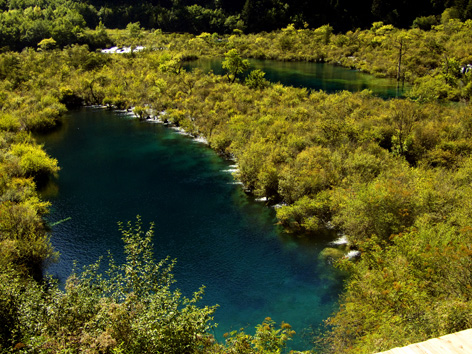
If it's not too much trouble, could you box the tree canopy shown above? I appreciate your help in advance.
[2,0,472,50]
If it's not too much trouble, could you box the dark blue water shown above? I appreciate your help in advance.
[185,58,407,98]
[37,108,343,350]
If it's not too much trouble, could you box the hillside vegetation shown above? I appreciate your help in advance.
[2,0,472,40]
[1,9,472,353]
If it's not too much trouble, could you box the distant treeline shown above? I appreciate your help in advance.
[2,0,472,50]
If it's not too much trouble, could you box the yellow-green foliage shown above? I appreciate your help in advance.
[325,222,472,353]
[0,114,21,131]
[0,158,56,278]
[117,20,472,101]
[2,25,472,353]
[0,50,65,282]
[8,143,59,178]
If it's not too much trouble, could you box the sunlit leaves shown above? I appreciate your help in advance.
[245,69,269,90]
[222,49,250,83]
[9,142,59,179]
[326,223,472,353]
[8,218,218,354]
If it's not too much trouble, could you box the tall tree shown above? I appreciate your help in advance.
[222,49,250,83]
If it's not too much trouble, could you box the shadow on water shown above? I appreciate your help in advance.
[36,108,346,351]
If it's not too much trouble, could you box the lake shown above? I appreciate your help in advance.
[38,108,344,351]
[184,58,407,98]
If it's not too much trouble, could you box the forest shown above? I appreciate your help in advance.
[2,0,472,50]
[2,0,472,353]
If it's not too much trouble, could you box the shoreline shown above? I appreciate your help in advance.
[85,105,354,259]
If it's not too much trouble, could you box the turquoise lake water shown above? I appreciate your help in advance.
[38,109,344,351]
[184,58,407,98]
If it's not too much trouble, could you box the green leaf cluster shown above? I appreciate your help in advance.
[2,218,218,354]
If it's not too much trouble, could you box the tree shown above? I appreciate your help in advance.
[393,32,410,83]
[10,217,218,353]
[127,21,142,40]
[222,49,250,83]
[245,69,269,89]
[388,99,423,158]
[212,317,296,354]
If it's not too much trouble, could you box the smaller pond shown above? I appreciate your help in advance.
[184,58,407,98]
